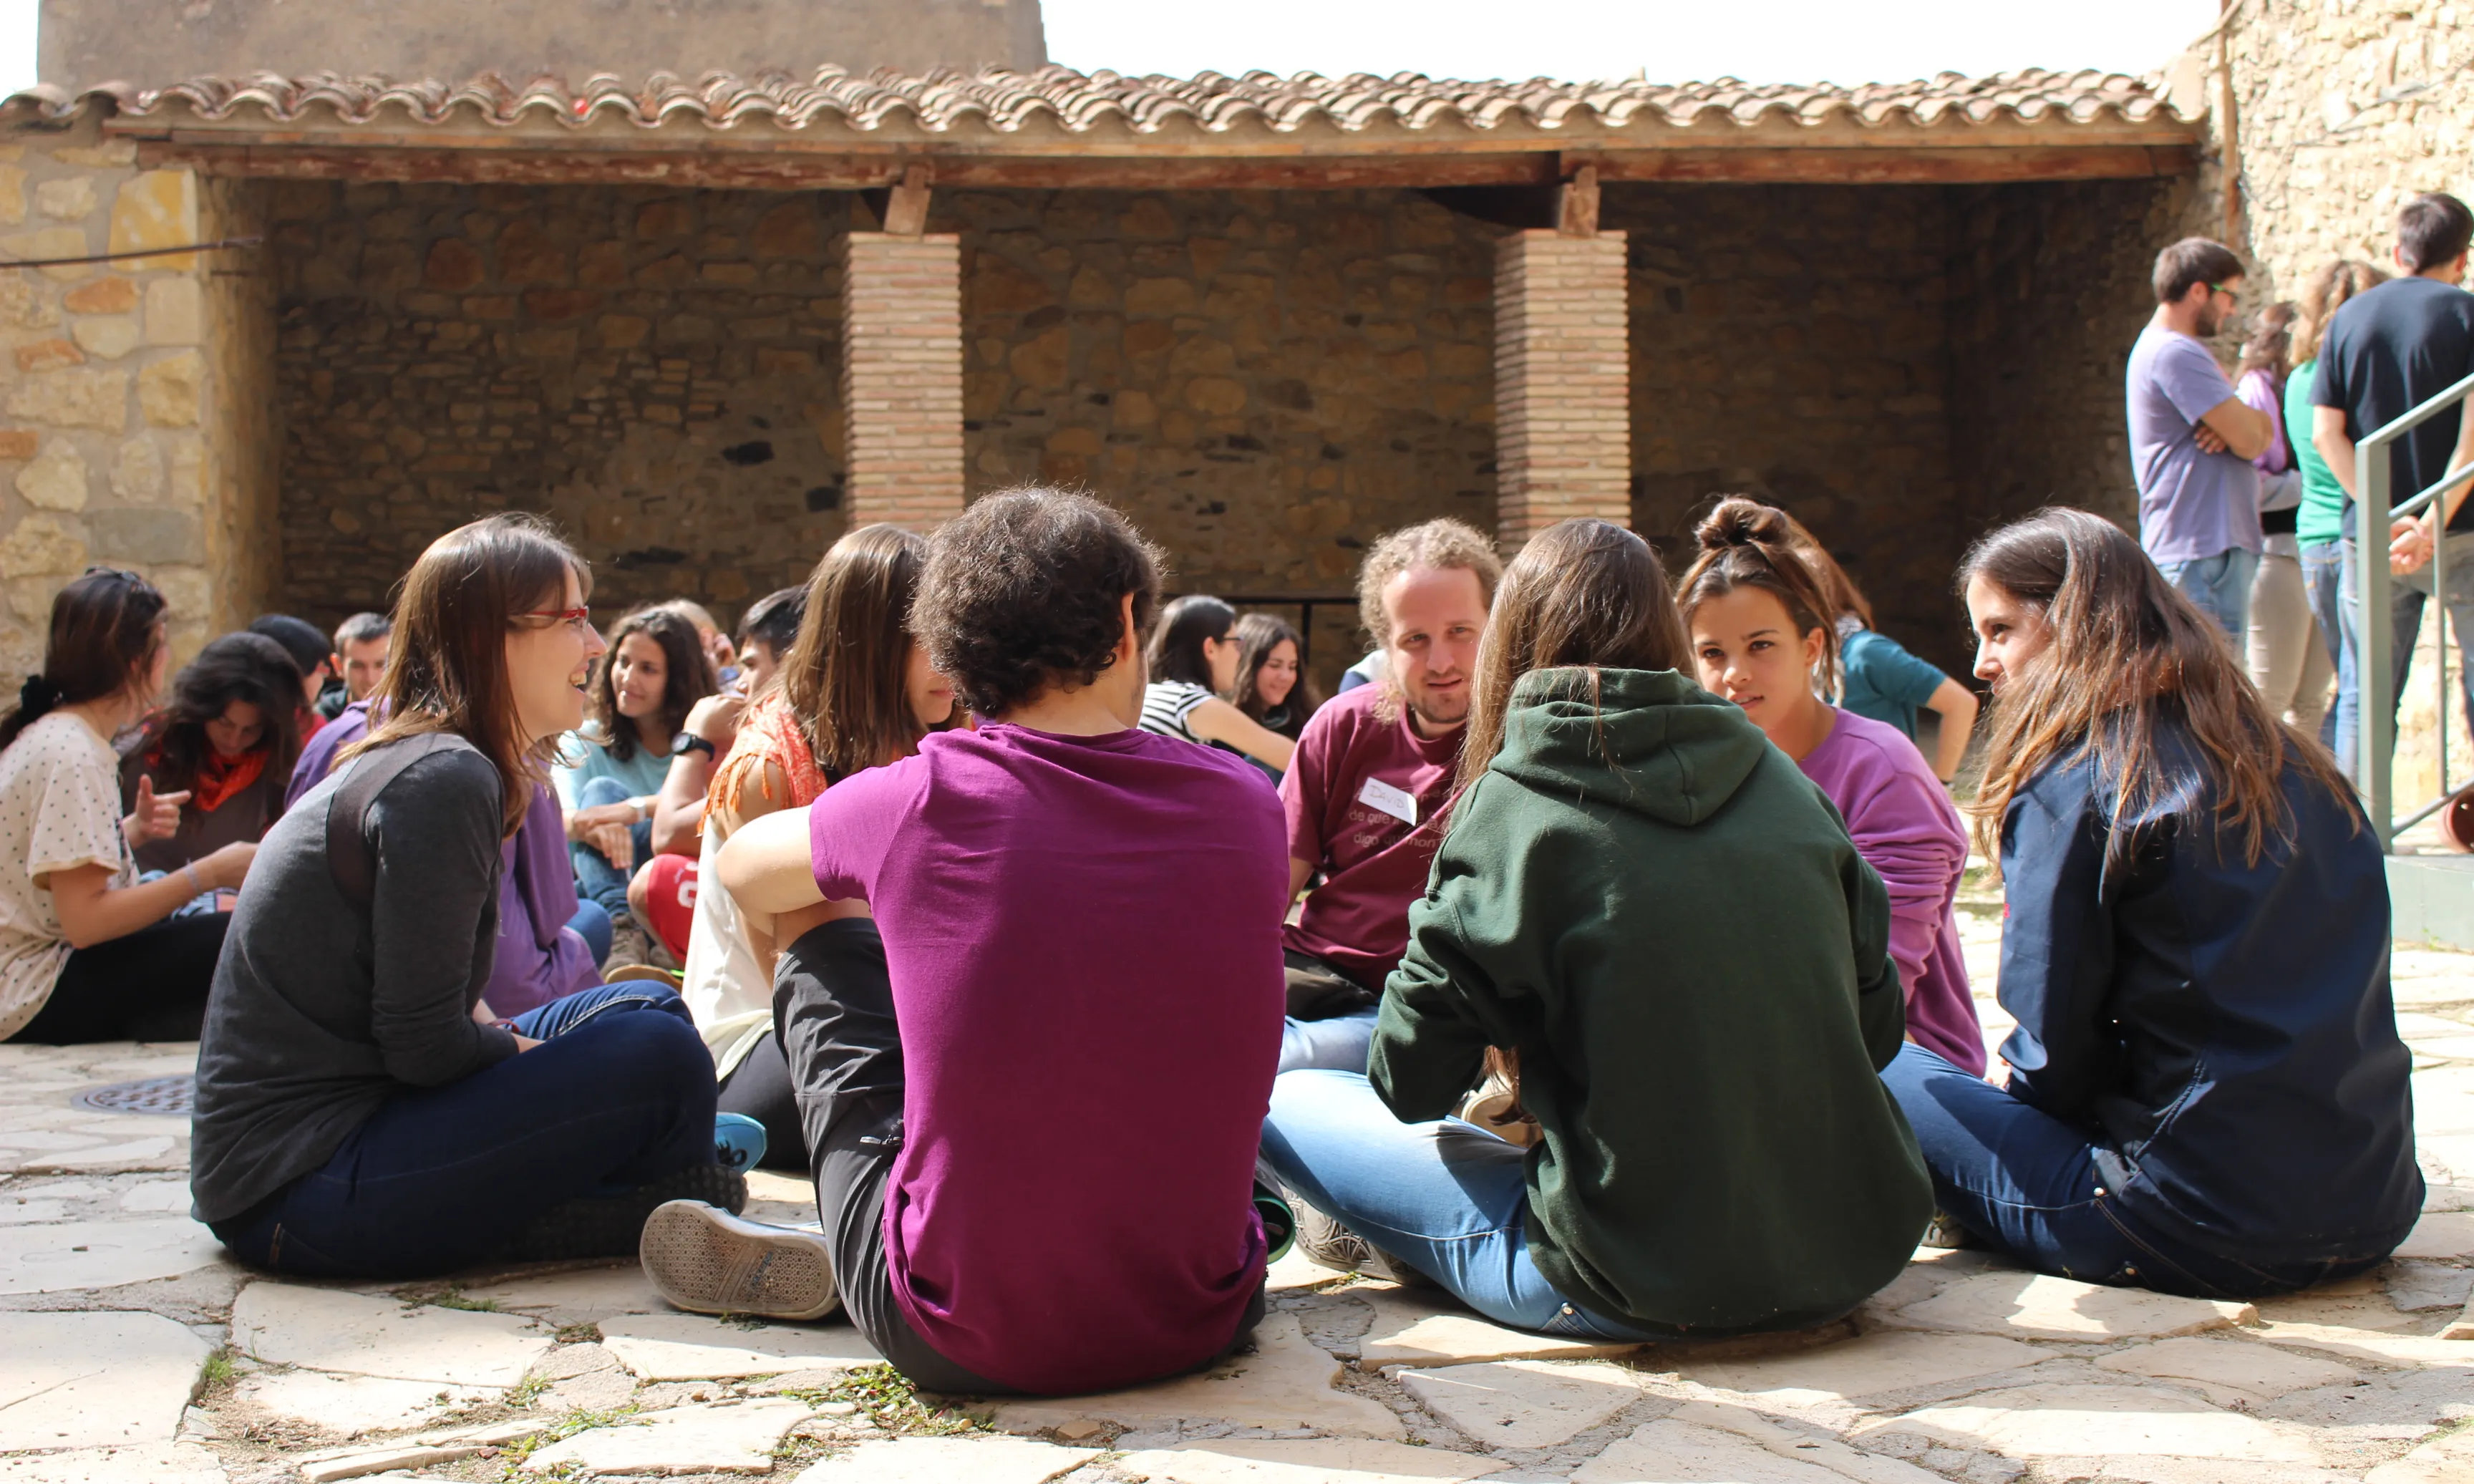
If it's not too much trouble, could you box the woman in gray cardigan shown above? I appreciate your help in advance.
[191,515,741,1278]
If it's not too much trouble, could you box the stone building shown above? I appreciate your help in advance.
[0,65,2203,697]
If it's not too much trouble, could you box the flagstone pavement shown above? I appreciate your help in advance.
[4,896,2473,1483]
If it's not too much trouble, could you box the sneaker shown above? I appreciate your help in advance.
[497,1164,747,1265]
[640,1200,840,1321]
[1920,1210,1977,1250]
[1288,1193,1437,1289]
[714,1113,768,1173]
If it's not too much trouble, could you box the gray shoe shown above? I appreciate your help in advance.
[604,917,654,972]
[640,1200,841,1321]
[1920,1210,1977,1250]
[1289,1194,1437,1289]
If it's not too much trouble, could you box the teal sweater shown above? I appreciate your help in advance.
[1373,668,1932,1335]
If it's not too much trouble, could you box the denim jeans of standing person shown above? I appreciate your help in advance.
[2334,533,2474,780]
[207,1008,718,1279]
[1879,1044,2387,1299]
[571,775,654,921]
[1258,1070,1671,1340]
[2301,541,2347,748]
[2154,548,2261,641]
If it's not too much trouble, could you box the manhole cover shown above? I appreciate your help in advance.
[73,1076,194,1116]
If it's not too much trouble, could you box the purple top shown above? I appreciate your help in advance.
[2127,324,2263,563]
[2236,368,2291,475]
[284,700,596,1017]
[807,722,1285,1393]
[1798,709,1984,1075]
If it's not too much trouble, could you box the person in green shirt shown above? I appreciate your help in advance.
[2290,258,2390,751]
[1258,517,1931,1339]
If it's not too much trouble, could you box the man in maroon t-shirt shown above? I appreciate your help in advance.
[1279,518,1500,1074]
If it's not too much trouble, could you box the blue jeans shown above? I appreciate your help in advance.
[2155,548,2260,641]
[2333,536,2473,781]
[566,900,613,966]
[508,977,692,1040]
[2301,541,2347,749]
[1279,1008,1379,1075]
[571,776,652,921]
[208,1007,717,1279]
[1258,1070,1666,1340]
[1880,1044,2384,1300]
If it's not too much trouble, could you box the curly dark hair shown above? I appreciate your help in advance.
[911,488,1164,718]
[135,631,304,794]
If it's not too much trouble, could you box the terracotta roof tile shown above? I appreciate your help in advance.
[1,64,2191,140]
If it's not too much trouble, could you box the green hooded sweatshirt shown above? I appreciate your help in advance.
[1372,667,1932,1335]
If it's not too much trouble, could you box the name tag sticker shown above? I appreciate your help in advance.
[1357,776,1418,827]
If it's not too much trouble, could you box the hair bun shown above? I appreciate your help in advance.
[1694,496,1793,553]
[16,673,59,712]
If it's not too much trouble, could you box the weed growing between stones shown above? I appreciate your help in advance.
[782,1363,988,1437]
[403,1283,503,1312]
[504,1372,549,1408]
[196,1345,236,1394]
[496,1402,642,1478]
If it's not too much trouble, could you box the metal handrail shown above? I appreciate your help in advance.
[2353,367,2474,849]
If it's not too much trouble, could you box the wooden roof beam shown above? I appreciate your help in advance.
[134,140,2194,190]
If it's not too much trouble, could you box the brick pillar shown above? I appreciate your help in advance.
[841,231,964,529]
[1492,229,1631,551]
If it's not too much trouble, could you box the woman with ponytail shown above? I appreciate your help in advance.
[1680,498,1983,1075]
[1884,508,2415,1297]
[1261,518,1929,1339]
[0,568,255,1044]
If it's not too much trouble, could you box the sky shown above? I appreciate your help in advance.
[0,0,2223,92]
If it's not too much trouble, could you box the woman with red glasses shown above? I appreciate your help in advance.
[191,515,742,1279]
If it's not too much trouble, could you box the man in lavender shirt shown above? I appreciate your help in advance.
[2127,237,2279,637]
[661,489,1287,1397]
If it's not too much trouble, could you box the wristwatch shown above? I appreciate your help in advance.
[673,732,717,760]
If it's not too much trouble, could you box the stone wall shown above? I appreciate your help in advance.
[949,187,1501,602]
[0,116,253,699]
[1946,176,2196,539]
[1612,183,1966,666]
[267,180,854,631]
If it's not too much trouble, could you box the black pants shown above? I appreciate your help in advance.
[14,914,230,1044]
[715,1029,809,1172]
[772,918,1263,1397]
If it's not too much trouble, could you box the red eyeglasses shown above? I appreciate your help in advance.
[520,607,593,632]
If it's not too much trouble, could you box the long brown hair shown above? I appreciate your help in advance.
[2237,301,2298,389]
[1961,508,2353,873]
[1457,518,1692,793]
[1677,497,1844,697]
[1231,612,1318,734]
[2293,259,2388,369]
[1,567,168,752]
[586,605,715,762]
[782,523,932,778]
[354,514,589,836]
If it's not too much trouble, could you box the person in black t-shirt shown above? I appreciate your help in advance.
[2309,192,2474,774]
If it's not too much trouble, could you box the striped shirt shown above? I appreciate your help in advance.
[1138,680,1215,746]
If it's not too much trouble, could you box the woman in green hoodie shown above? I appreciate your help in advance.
[1259,518,1933,1339]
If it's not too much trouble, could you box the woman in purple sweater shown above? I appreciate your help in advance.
[1680,499,1984,1075]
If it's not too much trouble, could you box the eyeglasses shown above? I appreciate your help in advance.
[518,606,594,634]
[2206,281,2240,301]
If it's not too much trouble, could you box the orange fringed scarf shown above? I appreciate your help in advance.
[704,693,831,829]
[152,747,268,814]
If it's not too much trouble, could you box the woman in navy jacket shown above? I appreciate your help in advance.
[1883,508,2420,1299]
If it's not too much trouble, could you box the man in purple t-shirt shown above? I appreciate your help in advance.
[653,490,1287,1398]
[2125,237,2278,638]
